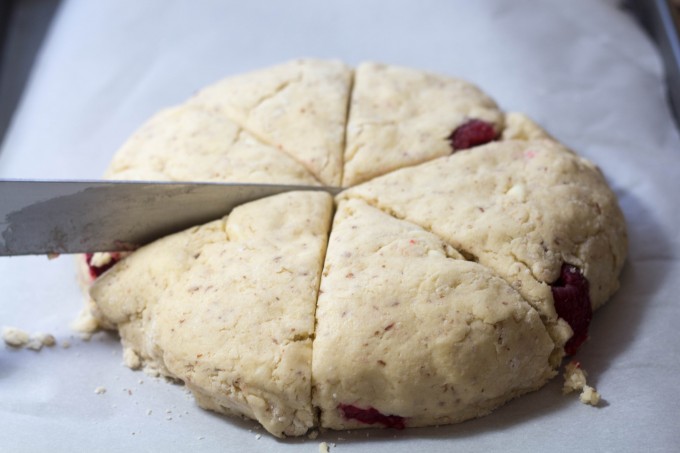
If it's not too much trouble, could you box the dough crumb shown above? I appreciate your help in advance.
[34,332,56,347]
[143,363,162,378]
[3,327,56,350]
[562,360,601,406]
[123,348,142,370]
[307,430,319,439]
[95,386,107,395]
[562,360,587,394]
[70,308,100,334]
[25,338,44,351]
[319,442,330,453]
[61,340,71,349]
[579,385,601,406]
[255,434,262,440]
[2,326,30,347]
[46,253,60,260]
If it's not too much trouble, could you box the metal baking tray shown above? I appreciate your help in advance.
[629,0,680,128]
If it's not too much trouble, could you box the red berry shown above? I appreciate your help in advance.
[550,264,592,355]
[338,404,406,429]
[448,119,497,151]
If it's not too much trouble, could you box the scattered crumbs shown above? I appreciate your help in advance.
[319,441,330,453]
[166,409,172,414]
[255,434,262,440]
[146,409,152,416]
[2,326,31,347]
[34,332,56,347]
[46,253,60,260]
[94,386,107,395]
[61,340,71,349]
[166,416,173,421]
[4,326,61,350]
[131,432,135,436]
[138,379,144,385]
[26,338,44,351]
[562,360,601,406]
[307,430,319,440]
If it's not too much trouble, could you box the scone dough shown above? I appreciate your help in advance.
[189,59,352,186]
[84,60,628,438]
[343,62,503,186]
[78,103,321,331]
[91,191,333,437]
[341,139,627,324]
[313,199,555,430]
[106,104,319,185]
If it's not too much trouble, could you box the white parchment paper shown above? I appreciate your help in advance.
[1,0,679,451]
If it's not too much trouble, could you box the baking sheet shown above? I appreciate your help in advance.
[1,0,679,451]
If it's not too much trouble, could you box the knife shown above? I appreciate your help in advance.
[0,179,341,256]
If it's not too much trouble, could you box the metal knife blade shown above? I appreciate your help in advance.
[0,180,341,256]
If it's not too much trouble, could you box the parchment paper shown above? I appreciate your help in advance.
[1,0,679,451]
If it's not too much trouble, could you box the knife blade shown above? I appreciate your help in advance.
[0,179,341,256]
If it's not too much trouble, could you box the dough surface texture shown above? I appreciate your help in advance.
[87,60,627,437]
